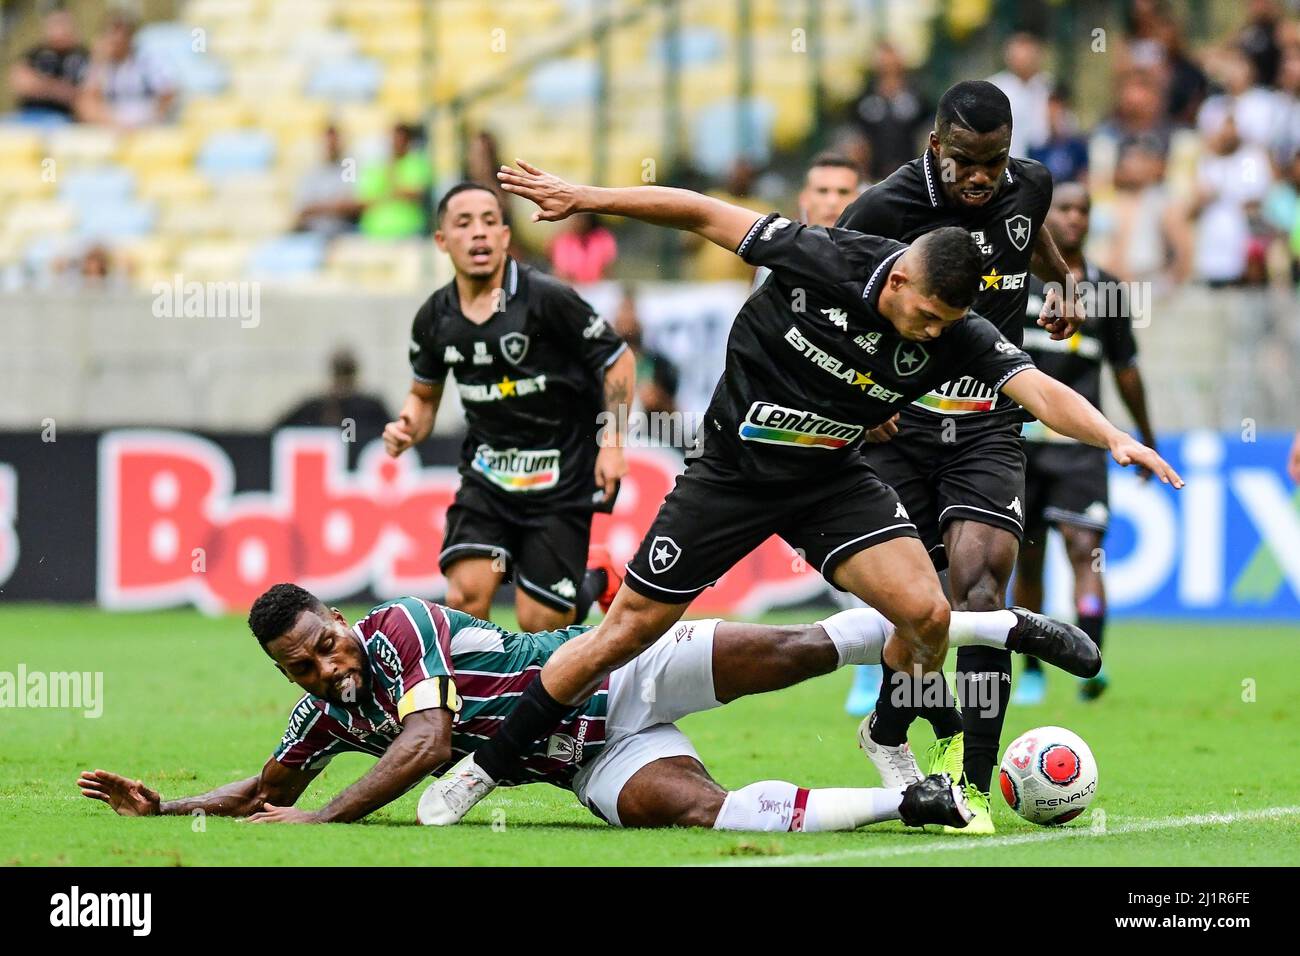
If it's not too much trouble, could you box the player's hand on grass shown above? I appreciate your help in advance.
[497,160,582,222]
[78,769,161,816]
[1038,284,1084,340]
[594,445,626,504]
[1109,435,1183,488]
[865,414,899,443]
[246,803,320,824]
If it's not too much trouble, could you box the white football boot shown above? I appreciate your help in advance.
[857,715,923,788]
[416,753,496,825]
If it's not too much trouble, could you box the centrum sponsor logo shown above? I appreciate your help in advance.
[783,326,904,402]
[912,376,997,414]
[471,446,561,491]
[457,374,547,403]
[738,401,864,449]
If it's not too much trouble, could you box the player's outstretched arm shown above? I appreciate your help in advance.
[250,708,452,824]
[77,760,321,818]
[1031,227,1084,340]
[384,380,442,458]
[1001,368,1183,487]
[595,347,634,502]
[497,159,762,253]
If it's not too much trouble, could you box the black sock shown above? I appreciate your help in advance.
[473,679,574,783]
[869,664,918,746]
[573,567,607,624]
[916,677,964,739]
[956,645,1013,793]
[1078,611,1104,651]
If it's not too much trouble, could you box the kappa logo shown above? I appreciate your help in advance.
[893,342,929,377]
[648,535,682,574]
[822,307,848,330]
[761,216,792,240]
[551,577,577,600]
[500,331,529,365]
[1005,214,1032,251]
[444,345,464,364]
[894,501,909,519]
[1008,496,1023,518]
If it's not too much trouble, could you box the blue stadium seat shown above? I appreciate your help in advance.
[60,167,137,206]
[136,22,228,95]
[307,58,382,101]
[529,60,598,107]
[653,27,725,66]
[248,234,327,278]
[197,130,276,177]
[76,199,158,240]
[691,97,775,176]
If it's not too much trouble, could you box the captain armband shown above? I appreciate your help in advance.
[397,676,462,721]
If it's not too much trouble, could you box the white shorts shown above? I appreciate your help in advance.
[571,618,723,826]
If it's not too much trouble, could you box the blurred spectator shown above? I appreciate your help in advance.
[1094,68,1173,159]
[294,125,362,238]
[1028,84,1089,184]
[989,32,1052,157]
[1267,45,1300,164]
[1238,0,1285,88]
[1264,149,1300,278]
[1191,114,1273,286]
[53,243,128,291]
[847,43,930,181]
[75,11,175,128]
[1155,19,1210,127]
[8,6,88,125]
[276,349,392,439]
[549,214,618,283]
[1197,45,1290,152]
[466,130,509,209]
[689,159,766,280]
[1089,141,1190,284]
[613,286,679,417]
[797,153,863,227]
[358,123,432,239]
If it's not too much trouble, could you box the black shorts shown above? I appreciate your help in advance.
[623,451,919,603]
[1023,442,1110,540]
[439,479,593,612]
[863,419,1026,570]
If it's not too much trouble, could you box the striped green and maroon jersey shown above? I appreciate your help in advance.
[272,597,609,787]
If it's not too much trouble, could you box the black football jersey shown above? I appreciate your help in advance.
[408,258,627,508]
[837,150,1053,430]
[699,212,1035,484]
[1021,264,1138,446]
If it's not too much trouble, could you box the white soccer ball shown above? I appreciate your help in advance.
[998,726,1098,826]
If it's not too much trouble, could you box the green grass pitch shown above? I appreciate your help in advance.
[1,605,1297,866]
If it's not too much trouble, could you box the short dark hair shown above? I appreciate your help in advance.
[436,181,503,224]
[807,152,861,177]
[912,227,982,309]
[248,583,326,646]
[936,80,1013,138]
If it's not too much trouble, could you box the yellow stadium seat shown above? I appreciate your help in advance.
[136,170,212,203]
[174,239,252,281]
[121,128,199,173]
[116,236,177,285]
[2,199,75,243]
[228,62,307,101]
[183,97,251,130]
[46,126,121,167]
[0,128,44,165]
[157,199,231,237]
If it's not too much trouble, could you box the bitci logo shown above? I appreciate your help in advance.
[1038,744,1081,786]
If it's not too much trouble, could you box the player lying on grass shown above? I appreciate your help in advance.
[80,584,1102,832]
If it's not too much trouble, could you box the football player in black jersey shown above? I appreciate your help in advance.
[1012,182,1157,705]
[383,183,635,633]
[413,159,1181,825]
[836,80,1086,831]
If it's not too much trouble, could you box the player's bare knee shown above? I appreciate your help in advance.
[517,604,574,633]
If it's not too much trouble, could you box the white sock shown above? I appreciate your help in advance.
[947,609,1017,648]
[713,780,905,832]
[816,607,891,666]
